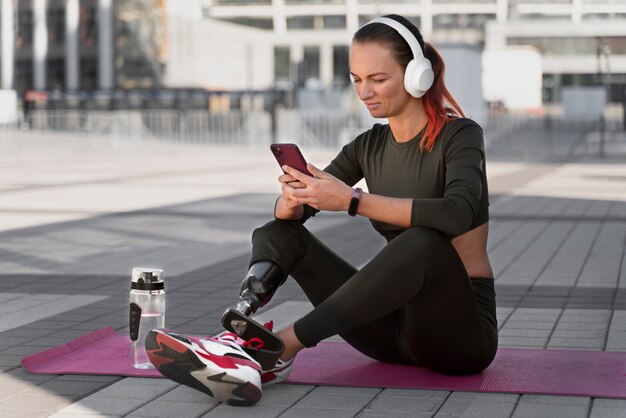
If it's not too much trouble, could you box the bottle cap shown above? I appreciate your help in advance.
[131,267,165,291]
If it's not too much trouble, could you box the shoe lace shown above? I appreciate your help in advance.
[219,320,274,350]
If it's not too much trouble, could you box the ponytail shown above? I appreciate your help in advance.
[420,43,465,152]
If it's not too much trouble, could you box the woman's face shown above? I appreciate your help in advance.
[349,41,412,119]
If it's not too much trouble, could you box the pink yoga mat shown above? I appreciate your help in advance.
[21,327,626,398]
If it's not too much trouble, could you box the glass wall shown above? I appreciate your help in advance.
[508,36,626,55]
[433,13,494,31]
[221,17,273,30]
[214,0,272,5]
[287,15,345,30]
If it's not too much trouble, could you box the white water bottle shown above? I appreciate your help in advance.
[129,267,165,369]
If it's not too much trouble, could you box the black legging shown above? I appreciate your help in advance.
[250,219,498,375]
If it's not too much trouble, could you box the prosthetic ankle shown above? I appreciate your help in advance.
[237,261,286,316]
[221,261,286,369]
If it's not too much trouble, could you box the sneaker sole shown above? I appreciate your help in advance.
[145,330,262,406]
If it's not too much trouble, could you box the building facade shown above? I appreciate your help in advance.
[0,0,625,106]
[0,0,166,93]
[204,0,626,104]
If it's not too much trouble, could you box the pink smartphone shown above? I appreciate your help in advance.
[270,143,312,176]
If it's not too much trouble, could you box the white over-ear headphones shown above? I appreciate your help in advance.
[363,17,434,98]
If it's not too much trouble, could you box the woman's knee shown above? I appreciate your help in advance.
[252,219,305,244]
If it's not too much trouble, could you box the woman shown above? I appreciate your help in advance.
[147,14,498,406]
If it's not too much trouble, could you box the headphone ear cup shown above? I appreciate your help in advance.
[404,57,434,98]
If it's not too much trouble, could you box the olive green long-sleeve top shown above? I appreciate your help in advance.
[302,117,489,241]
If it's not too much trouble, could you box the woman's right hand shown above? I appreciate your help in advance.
[275,170,307,219]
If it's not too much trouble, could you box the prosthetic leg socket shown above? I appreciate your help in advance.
[221,261,286,370]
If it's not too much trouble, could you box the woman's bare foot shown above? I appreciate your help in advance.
[276,325,305,361]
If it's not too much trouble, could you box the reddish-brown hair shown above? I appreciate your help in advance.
[421,43,465,151]
[353,14,464,152]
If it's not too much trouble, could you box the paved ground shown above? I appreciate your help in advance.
[0,131,625,417]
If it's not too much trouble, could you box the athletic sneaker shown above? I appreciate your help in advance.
[145,329,262,406]
[256,321,295,385]
[261,356,295,385]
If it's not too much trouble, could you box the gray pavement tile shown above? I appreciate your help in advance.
[358,412,431,418]
[517,394,590,405]
[434,398,517,417]
[28,379,106,396]
[499,328,552,338]
[0,354,27,367]
[447,392,518,402]
[0,345,53,356]
[590,399,626,418]
[589,409,626,418]
[511,403,589,418]
[293,391,375,410]
[255,384,314,407]
[6,367,57,382]
[88,377,178,400]
[592,399,626,408]
[50,414,122,418]
[126,400,214,418]
[54,374,121,383]
[59,396,148,416]
[547,338,604,349]
[0,328,56,338]
[281,408,358,417]
[199,404,286,417]
[310,386,382,397]
[1,410,54,418]
[0,389,78,411]
[366,395,446,413]
[498,337,547,347]
[378,389,449,399]
[503,321,555,330]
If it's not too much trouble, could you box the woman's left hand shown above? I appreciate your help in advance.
[281,163,353,212]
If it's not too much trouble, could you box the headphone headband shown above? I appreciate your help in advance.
[358,16,434,98]
[364,17,425,60]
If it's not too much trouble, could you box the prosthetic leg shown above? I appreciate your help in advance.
[221,261,286,370]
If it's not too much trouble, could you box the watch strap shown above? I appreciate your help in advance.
[348,187,362,216]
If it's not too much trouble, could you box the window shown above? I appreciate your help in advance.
[47,8,65,46]
[433,13,494,31]
[333,45,349,86]
[80,57,98,90]
[287,16,316,30]
[220,17,273,30]
[301,46,320,85]
[213,0,271,4]
[14,59,33,93]
[46,58,65,90]
[80,5,98,48]
[16,10,33,49]
[324,15,346,29]
[274,46,291,81]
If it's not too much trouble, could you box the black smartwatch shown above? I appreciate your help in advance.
[348,187,362,217]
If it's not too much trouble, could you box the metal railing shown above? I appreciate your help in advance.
[6,108,625,157]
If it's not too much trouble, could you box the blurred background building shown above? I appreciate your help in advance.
[1,0,625,107]
[0,0,624,155]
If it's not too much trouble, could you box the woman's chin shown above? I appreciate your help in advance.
[368,109,387,119]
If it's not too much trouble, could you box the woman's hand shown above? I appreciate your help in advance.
[281,164,353,212]
[277,171,306,211]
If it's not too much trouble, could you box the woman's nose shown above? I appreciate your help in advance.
[358,82,373,100]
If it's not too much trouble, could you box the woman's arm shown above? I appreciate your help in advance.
[283,122,485,237]
[274,195,304,220]
[356,193,412,227]
[282,164,412,228]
